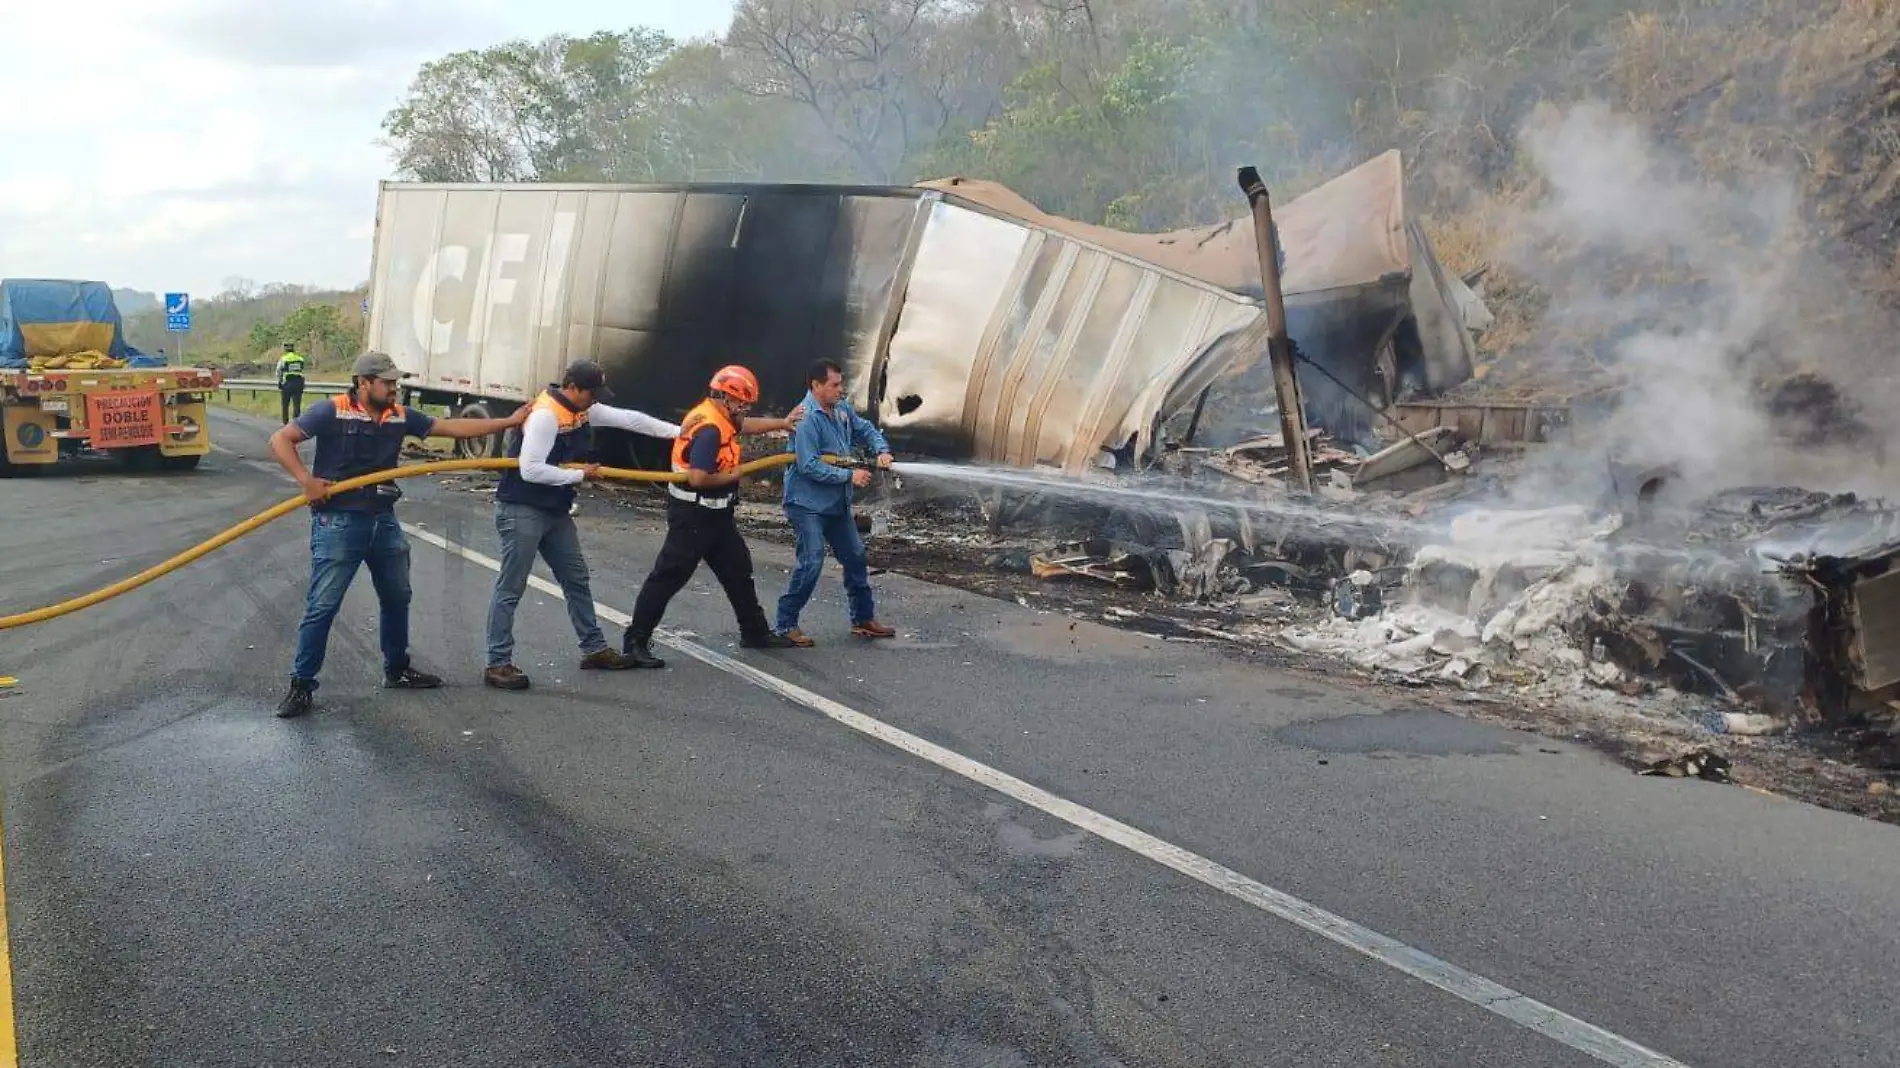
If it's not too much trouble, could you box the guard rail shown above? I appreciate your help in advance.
[217,378,350,402]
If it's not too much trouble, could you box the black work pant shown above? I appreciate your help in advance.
[280,379,305,423]
[625,498,771,646]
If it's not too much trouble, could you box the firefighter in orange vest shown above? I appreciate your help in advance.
[620,364,806,667]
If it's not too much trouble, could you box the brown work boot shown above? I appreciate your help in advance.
[852,620,897,640]
[780,628,815,647]
[581,648,647,671]
[484,665,531,690]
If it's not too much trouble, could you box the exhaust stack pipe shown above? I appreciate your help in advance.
[1237,166,1316,494]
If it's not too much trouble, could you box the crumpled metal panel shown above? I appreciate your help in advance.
[1403,220,1478,393]
[1851,568,1900,690]
[879,198,1262,472]
[839,194,930,413]
[1754,508,1900,572]
[874,200,1031,456]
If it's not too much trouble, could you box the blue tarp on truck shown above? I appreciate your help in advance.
[0,278,138,368]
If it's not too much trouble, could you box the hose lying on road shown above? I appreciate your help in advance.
[0,453,828,631]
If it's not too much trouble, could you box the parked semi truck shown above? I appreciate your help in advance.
[0,279,222,475]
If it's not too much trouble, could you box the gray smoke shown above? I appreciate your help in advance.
[1494,100,1899,506]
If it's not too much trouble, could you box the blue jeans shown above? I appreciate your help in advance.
[486,501,610,667]
[291,510,411,686]
[775,505,875,633]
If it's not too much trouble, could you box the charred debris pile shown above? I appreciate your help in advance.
[879,406,1900,743]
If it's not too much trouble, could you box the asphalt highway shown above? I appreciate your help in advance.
[1,409,1897,1067]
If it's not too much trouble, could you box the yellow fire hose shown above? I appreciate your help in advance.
[0,452,831,632]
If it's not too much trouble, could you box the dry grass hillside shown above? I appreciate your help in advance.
[1420,0,1900,410]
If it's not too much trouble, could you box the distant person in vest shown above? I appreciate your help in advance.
[773,358,897,646]
[483,359,682,690]
[276,342,307,423]
[620,364,806,667]
[267,351,528,719]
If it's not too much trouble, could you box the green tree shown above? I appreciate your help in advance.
[925,36,1215,228]
[381,49,529,181]
[247,321,280,357]
[381,28,681,183]
[276,304,360,366]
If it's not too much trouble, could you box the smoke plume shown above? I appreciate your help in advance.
[1495,100,1900,508]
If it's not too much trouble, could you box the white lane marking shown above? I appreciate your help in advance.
[403,522,1691,1068]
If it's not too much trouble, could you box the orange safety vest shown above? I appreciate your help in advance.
[333,391,410,425]
[496,388,590,513]
[531,389,588,432]
[671,398,741,474]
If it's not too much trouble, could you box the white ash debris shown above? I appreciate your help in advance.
[1280,602,1483,677]
[1278,505,1636,693]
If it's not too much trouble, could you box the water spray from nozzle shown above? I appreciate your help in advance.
[885,459,1427,544]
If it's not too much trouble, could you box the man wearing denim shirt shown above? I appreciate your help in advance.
[773,359,897,646]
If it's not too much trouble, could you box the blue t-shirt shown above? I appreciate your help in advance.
[685,425,723,471]
[295,398,437,512]
[684,424,734,502]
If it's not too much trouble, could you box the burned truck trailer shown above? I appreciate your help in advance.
[922,151,1489,450]
[364,180,1264,470]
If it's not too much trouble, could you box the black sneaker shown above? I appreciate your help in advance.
[742,632,798,650]
[384,665,443,689]
[621,637,666,669]
[276,680,315,719]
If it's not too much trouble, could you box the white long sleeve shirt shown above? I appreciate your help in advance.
[517,402,682,486]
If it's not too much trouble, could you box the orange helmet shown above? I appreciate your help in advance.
[709,364,760,406]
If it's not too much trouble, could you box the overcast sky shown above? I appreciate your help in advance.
[0,0,735,299]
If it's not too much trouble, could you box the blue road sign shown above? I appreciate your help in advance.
[165,292,191,332]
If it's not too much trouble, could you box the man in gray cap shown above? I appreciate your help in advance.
[268,351,529,719]
[482,359,682,689]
